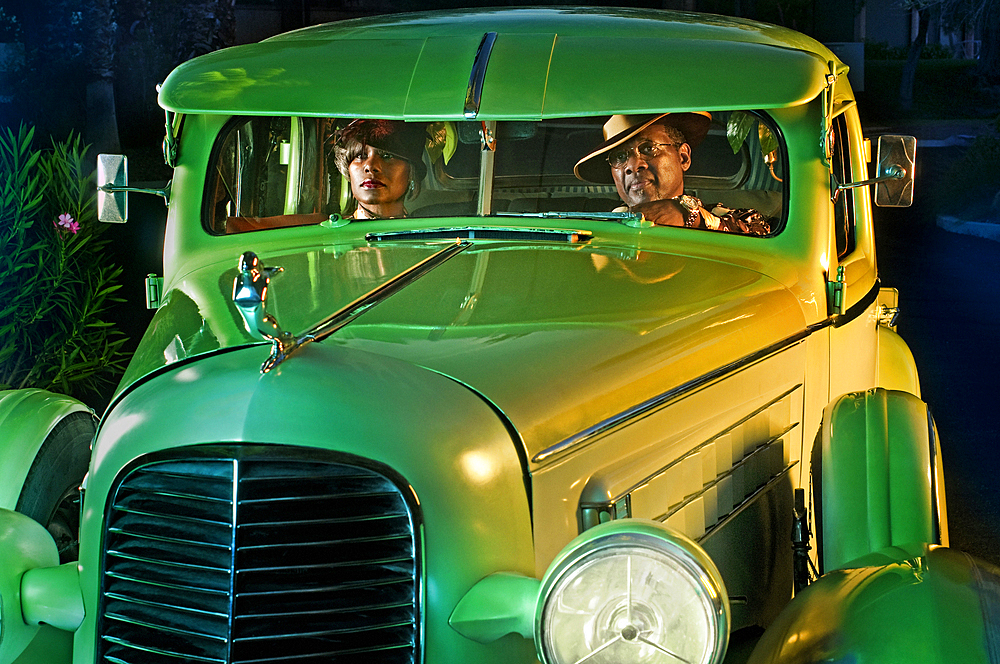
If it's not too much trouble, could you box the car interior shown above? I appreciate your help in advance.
[207,113,785,236]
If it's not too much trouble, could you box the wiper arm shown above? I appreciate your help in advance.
[307,240,470,342]
[233,240,471,374]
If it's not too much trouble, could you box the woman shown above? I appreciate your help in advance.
[333,119,427,220]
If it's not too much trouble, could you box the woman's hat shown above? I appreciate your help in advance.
[336,119,428,181]
[574,112,712,184]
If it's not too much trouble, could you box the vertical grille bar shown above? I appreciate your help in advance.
[98,447,419,664]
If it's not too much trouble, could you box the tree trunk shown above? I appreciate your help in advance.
[86,78,121,155]
[86,0,120,155]
[900,7,930,112]
[177,0,238,64]
[975,1,1000,84]
[216,0,237,49]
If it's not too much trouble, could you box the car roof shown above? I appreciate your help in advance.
[158,6,839,119]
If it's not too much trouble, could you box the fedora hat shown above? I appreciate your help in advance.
[574,112,712,184]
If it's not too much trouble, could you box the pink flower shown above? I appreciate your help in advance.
[54,213,79,234]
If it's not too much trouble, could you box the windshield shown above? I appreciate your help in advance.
[206,112,784,236]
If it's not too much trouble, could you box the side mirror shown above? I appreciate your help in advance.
[97,154,129,223]
[95,154,171,223]
[874,135,916,207]
[834,135,916,208]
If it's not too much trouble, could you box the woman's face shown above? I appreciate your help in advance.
[347,145,411,216]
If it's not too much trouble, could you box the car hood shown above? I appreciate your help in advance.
[123,240,805,462]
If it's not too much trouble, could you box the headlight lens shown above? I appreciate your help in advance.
[537,521,728,664]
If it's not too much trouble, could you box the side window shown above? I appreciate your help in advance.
[831,115,856,258]
[205,117,342,234]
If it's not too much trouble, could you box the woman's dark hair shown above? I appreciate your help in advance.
[333,119,428,185]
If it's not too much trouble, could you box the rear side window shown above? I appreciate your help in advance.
[831,115,856,259]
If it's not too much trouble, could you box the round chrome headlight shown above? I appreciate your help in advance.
[536,520,729,664]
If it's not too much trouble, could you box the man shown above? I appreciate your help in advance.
[574,113,770,235]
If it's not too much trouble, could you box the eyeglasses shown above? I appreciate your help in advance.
[606,141,683,169]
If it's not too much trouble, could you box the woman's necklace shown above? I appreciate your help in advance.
[355,202,408,220]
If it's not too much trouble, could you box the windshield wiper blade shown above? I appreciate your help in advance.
[493,210,649,225]
[367,226,592,243]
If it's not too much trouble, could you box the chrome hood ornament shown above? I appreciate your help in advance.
[232,252,303,374]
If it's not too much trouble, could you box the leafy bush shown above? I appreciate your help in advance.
[859,59,999,123]
[936,115,1000,221]
[0,124,128,400]
[921,42,957,60]
[865,40,956,61]
[0,7,22,42]
[866,40,909,61]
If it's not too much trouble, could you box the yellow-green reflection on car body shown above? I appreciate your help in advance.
[0,7,988,664]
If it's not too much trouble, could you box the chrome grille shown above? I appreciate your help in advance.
[98,447,419,664]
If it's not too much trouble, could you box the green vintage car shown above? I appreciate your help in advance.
[1,7,995,664]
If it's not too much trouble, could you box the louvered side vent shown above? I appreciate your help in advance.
[98,448,419,664]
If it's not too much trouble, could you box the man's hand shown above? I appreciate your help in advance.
[629,198,689,227]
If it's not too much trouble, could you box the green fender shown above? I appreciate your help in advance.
[819,388,948,572]
[748,545,998,664]
[0,508,60,664]
[0,390,92,510]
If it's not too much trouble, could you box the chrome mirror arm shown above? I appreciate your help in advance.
[99,181,171,203]
[835,164,906,192]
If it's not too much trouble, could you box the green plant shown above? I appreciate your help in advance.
[866,40,908,61]
[935,115,1000,220]
[0,8,22,42]
[0,124,128,400]
[865,40,956,61]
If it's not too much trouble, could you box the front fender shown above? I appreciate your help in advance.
[877,325,921,397]
[748,545,999,664]
[0,390,92,510]
[819,388,947,573]
[0,508,59,664]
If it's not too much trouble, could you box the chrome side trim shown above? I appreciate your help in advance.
[580,391,800,513]
[700,463,796,542]
[690,458,797,538]
[534,279,884,465]
[532,332,811,464]
[464,32,498,119]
